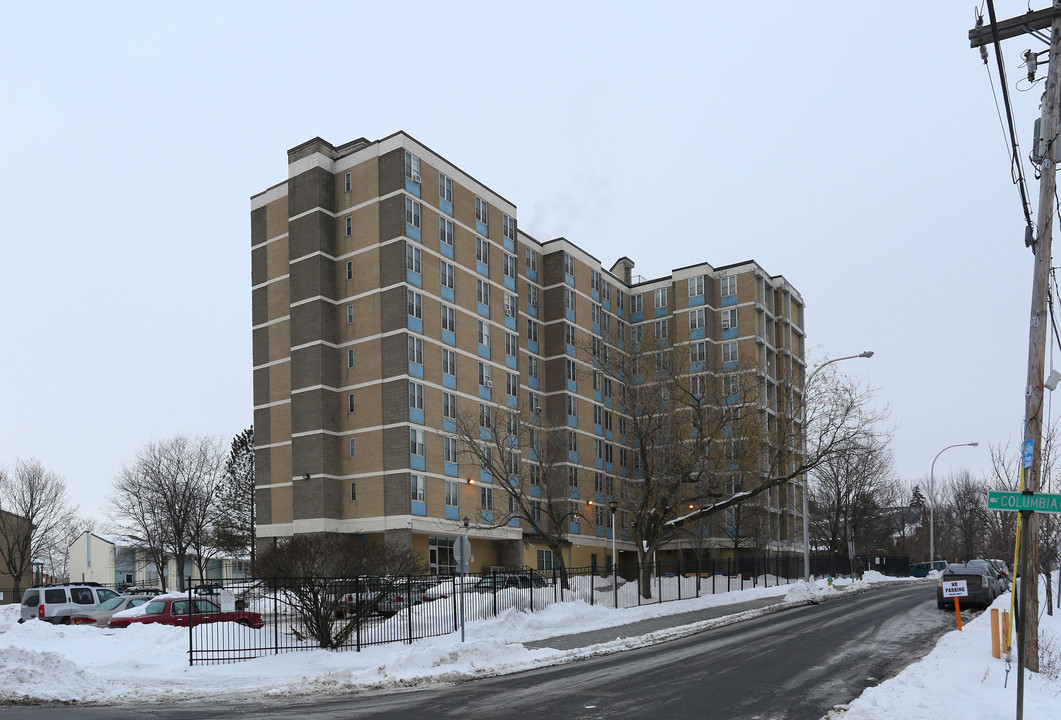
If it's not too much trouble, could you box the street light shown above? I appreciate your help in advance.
[608,500,618,578]
[929,442,978,566]
[801,351,874,583]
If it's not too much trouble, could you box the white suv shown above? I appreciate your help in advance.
[19,583,120,624]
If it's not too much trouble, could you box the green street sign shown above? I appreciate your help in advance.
[987,490,1061,513]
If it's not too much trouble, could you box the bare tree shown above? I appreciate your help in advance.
[108,435,226,591]
[0,458,78,597]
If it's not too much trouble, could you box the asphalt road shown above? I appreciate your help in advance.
[9,582,959,720]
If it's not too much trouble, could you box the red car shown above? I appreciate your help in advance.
[108,595,264,629]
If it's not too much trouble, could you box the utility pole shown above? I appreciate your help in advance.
[970,0,1061,692]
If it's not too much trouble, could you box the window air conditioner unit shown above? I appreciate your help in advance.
[411,173,421,183]
[485,379,493,388]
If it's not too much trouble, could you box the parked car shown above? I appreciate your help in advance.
[68,595,155,627]
[421,576,480,602]
[19,583,120,625]
[910,560,948,578]
[374,581,435,617]
[985,559,1012,591]
[107,594,264,629]
[470,573,548,592]
[936,562,1000,609]
[121,586,163,596]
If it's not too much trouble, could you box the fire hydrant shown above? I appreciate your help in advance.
[827,576,834,587]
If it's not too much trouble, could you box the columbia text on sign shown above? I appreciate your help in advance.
[986,490,1061,513]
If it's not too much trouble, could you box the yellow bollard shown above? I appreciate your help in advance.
[1002,611,1011,654]
[991,609,1000,659]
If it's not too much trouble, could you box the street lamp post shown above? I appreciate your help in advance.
[801,351,874,583]
[929,443,978,566]
[608,500,618,578]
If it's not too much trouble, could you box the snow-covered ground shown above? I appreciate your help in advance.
[0,572,1057,718]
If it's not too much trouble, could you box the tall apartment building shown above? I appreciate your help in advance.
[250,132,807,574]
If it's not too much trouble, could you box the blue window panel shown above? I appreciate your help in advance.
[565,309,575,322]
[445,506,459,520]
[569,486,579,499]
[440,198,454,217]
[504,276,516,292]
[527,304,538,319]
[603,299,611,312]
[594,492,604,504]
[689,294,705,307]
[407,317,423,333]
[721,294,737,307]
[595,526,606,538]
[476,220,489,236]
[441,287,455,303]
[503,236,515,252]
[505,355,517,370]
[621,530,629,541]
[592,289,600,302]
[566,344,576,357]
[594,458,603,470]
[478,385,492,401]
[691,328,706,341]
[634,374,643,384]
[604,397,613,409]
[440,241,454,259]
[567,380,577,393]
[565,273,575,287]
[723,361,738,372]
[654,306,667,319]
[479,469,493,483]
[569,522,580,535]
[530,448,539,462]
[409,362,424,379]
[594,424,603,436]
[592,323,600,335]
[407,270,422,288]
[606,462,614,473]
[478,343,490,360]
[443,374,456,390]
[410,455,426,471]
[530,484,542,498]
[411,500,427,517]
[406,224,421,242]
[442,330,456,346]
[505,316,516,331]
[722,328,738,340]
[568,416,578,429]
[443,418,457,434]
[409,408,424,424]
[405,177,421,196]
[476,260,489,277]
[724,426,734,439]
[692,426,701,439]
[617,307,625,319]
[507,395,518,408]
[509,474,520,486]
[726,394,739,405]
[477,302,490,318]
[690,361,705,374]
[527,269,538,283]
[479,427,492,441]
[529,377,540,391]
[528,340,539,354]
[482,511,494,524]
[568,450,578,462]
[634,468,644,479]
[631,311,643,323]
[509,517,521,528]
[605,429,613,442]
[444,461,459,477]
[594,391,602,403]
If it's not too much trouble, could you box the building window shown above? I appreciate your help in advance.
[503,252,517,281]
[563,288,576,314]
[349,481,357,502]
[528,391,540,412]
[441,305,455,332]
[722,308,738,330]
[411,474,425,502]
[590,269,601,292]
[532,500,542,523]
[440,217,454,247]
[475,196,489,227]
[566,358,577,383]
[689,276,704,298]
[476,237,490,266]
[506,372,518,397]
[405,197,421,229]
[504,293,517,319]
[480,485,493,511]
[346,304,354,325]
[691,375,706,396]
[630,294,643,314]
[654,288,668,309]
[440,260,454,290]
[445,479,459,507]
[592,304,602,327]
[525,247,539,273]
[528,356,539,380]
[443,436,458,464]
[503,214,516,242]
[345,217,352,237]
[405,151,421,182]
[527,283,539,309]
[478,362,492,388]
[476,278,490,306]
[479,403,490,428]
[349,437,357,458]
[477,320,490,347]
[594,438,604,461]
[347,348,355,368]
[406,243,421,274]
[567,395,578,421]
[563,252,575,276]
[442,348,456,376]
[690,308,705,331]
[603,282,611,302]
[407,290,422,319]
[348,393,356,413]
[439,172,453,203]
[569,465,579,488]
[505,332,518,358]
[721,275,737,297]
[344,172,351,193]
[654,319,668,342]
[617,291,625,310]
[691,341,706,363]
[722,340,738,364]
[408,336,423,364]
[530,465,542,487]
[565,323,577,346]
[346,261,353,281]
[408,381,424,410]
[527,319,539,344]
[443,392,457,420]
[410,428,425,457]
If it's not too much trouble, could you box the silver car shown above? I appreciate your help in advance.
[68,595,155,627]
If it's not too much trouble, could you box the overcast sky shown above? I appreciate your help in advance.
[1,2,1052,520]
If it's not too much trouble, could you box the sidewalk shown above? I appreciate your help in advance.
[523,593,791,652]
